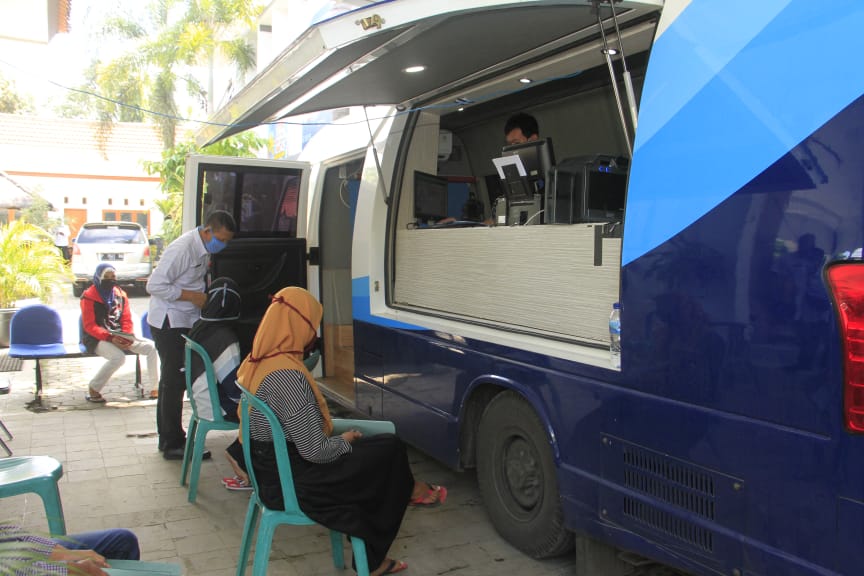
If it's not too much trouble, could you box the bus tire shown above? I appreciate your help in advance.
[477,390,573,558]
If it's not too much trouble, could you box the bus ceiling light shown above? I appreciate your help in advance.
[403,65,425,74]
[826,263,864,432]
[603,48,619,56]
[519,77,532,84]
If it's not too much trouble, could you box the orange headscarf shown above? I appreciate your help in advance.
[236,286,333,436]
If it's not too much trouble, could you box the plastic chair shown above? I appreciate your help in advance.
[0,419,12,457]
[8,305,66,397]
[180,335,239,503]
[140,311,152,340]
[104,559,182,575]
[236,387,395,576]
[0,456,66,535]
[304,349,321,372]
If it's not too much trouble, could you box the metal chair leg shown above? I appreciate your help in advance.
[0,418,11,441]
[0,417,12,456]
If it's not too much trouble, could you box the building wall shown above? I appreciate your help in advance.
[0,113,165,237]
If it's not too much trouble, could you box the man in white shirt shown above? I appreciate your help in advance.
[146,210,236,460]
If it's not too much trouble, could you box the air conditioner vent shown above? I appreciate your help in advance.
[624,497,714,553]
[623,445,715,520]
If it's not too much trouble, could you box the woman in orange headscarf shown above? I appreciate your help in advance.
[237,287,446,576]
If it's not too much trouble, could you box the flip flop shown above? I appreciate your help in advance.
[222,476,253,491]
[409,484,447,508]
[380,559,408,574]
[85,395,107,404]
[225,482,252,492]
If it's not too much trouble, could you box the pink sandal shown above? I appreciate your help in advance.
[409,483,447,507]
[222,476,253,491]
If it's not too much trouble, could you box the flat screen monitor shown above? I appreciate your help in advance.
[547,155,627,224]
[585,171,627,219]
[498,138,555,204]
[502,138,555,181]
[414,171,449,223]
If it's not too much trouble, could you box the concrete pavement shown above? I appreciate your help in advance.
[0,352,579,575]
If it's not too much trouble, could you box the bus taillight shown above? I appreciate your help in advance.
[826,264,864,432]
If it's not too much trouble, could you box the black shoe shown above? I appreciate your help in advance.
[163,447,212,461]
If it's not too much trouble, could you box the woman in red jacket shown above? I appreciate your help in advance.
[80,263,159,402]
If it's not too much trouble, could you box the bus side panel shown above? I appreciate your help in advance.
[356,92,864,572]
[353,306,842,574]
[614,99,864,574]
[837,498,864,576]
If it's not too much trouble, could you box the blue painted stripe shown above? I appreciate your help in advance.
[635,0,791,154]
[351,276,424,330]
[623,0,864,265]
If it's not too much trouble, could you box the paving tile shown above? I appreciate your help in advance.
[0,354,580,576]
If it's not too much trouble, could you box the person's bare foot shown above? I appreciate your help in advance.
[409,481,447,507]
[371,558,407,575]
[225,448,249,485]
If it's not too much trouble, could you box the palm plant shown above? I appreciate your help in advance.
[62,0,262,149]
[0,220,71,309]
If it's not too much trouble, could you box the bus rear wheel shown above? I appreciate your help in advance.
[476,390,573,558]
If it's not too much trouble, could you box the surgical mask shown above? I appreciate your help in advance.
[204,236,227,254]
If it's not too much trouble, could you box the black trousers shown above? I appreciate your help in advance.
[150,318,189,451]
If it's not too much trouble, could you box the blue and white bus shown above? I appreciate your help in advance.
[183,1,864,574]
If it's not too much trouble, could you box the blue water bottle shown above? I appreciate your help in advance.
[609,302,621,369]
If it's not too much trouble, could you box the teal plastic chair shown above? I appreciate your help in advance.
[236,387,395,576]
[304,349,321,372]
[0,456,66,535]
[104,559,182,575]
[180,335,239,503]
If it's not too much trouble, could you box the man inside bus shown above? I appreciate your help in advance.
[435,113,542,227]
[503,112,540,146]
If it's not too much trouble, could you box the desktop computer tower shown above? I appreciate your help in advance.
[493,195,543,226]
[508,195,543,226]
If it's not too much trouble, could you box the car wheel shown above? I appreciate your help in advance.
[477,390,573,558]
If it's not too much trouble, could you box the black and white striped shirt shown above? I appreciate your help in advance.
[249,369,350,464]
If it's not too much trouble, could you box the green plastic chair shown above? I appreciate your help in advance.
[0,456,66,535]
[304,349,321,372]
[236,387,395,576]
[104,559,182,575]
[180,335,239,503]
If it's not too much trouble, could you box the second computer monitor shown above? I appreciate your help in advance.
[414,170,449,224]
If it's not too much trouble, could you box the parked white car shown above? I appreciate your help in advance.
[71,222,152,297]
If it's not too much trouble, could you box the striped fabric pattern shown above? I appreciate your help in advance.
[249,369,351,464]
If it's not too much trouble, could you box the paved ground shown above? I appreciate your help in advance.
[0,353,581,576]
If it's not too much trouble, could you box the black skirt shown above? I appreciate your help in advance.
[250,433,414,570]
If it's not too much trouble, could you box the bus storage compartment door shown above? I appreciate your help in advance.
[355,349,384,418]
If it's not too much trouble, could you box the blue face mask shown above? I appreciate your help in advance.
[205,236,227,254]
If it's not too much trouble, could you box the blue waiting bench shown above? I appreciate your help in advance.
[8,305,144,399]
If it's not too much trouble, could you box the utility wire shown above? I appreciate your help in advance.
[0,57,582,131]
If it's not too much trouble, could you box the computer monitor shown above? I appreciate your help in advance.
[496,138,555,206]
[414,170,449,223]
[547,155,628,224]
[502,138,556,182]
[585,170,627,220]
